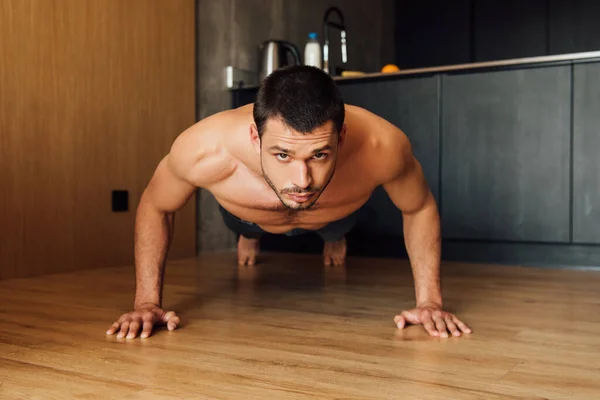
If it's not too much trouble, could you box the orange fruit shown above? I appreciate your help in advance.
[381,64,400,73]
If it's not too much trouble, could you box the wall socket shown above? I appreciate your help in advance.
[112,190,129,212]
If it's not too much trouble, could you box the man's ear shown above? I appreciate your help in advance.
[338,123,347,147]
[250,124,261,154]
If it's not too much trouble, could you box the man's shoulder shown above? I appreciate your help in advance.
[346,105,413,183]
[168,108,246,187]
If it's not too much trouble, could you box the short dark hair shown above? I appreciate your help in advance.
[253,65,345,138]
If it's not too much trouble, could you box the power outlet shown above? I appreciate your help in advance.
[112,190,129,212]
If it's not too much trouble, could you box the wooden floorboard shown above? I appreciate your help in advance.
[1,252,599,399]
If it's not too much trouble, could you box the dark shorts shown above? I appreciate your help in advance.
[218,204,358,242]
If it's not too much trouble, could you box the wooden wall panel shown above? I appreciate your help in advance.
[0,0,196,280]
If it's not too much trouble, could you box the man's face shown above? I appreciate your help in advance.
[251,118,344,211]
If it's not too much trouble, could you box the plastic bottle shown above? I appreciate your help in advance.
[304,32,322,69]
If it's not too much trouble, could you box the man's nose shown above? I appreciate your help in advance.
[292,162,312,189]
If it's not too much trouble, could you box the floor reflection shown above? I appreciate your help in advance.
[323,264,347,286]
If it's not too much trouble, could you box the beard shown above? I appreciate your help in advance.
[261,159,336,212]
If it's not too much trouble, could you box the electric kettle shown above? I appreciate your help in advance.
[258,40,302,81]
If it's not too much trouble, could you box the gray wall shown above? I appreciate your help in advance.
[196,0,396,252]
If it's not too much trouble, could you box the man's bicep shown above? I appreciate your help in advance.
[141,155,197,213]
[382,155,433,215]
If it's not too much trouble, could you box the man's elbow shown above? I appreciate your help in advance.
[401,189,438,218]
[137,190,167,217]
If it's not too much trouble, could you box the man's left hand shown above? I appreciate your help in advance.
[394,303,472,338]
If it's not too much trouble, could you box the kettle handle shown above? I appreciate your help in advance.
[280,40,302,66]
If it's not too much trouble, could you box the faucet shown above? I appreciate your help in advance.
[322,6,347,75]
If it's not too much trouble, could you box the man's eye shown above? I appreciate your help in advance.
[276,153,289,160]
[313,153,327,160]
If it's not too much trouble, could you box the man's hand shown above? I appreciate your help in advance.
[394,303,472,338]
[106,303,180,339]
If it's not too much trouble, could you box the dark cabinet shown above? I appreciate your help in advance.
[395,0,472,69]
[338,76,440,236]
[441,66,571,242]
[473,0,548,62]
[394,0,600,70]
[548,0,600,55]
[573,62,600,244]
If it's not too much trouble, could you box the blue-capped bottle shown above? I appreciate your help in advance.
[304,32,322,69]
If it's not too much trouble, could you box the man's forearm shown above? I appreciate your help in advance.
[402,193,442,308]
[133,198,174,309]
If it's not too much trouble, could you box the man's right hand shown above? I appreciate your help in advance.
[106,303,180,339]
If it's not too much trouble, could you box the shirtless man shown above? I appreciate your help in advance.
[106,65,472,340]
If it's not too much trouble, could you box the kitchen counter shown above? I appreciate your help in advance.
[228,50,600,90]
[333,50,600,81]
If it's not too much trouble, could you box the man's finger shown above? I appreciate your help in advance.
[445,316,461,337]
[421,314,438,337]
[394,315,406,329]
[167,315,180,331]
[106,322,120,335]
[126,321,141,339]
[162,311,176,323]
[140,320,154,339]
[162,311,180,331]
[432,315,449,338]
[117,321,130,338]
[401,310,420,325]
[453,316,472,333]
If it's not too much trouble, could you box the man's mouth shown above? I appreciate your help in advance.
[286,193,314,203]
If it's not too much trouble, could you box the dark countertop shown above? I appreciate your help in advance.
[229,50,600,90]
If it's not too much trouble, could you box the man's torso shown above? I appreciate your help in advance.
[186,104,401,234]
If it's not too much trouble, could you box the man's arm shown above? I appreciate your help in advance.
[133,154,197,309]
[382,149,442,308]
[107,128,207,340]
[380,131,472,338]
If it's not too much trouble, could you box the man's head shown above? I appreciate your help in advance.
[250,65,346,211]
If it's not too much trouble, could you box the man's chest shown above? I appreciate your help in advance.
[205,165,376,230]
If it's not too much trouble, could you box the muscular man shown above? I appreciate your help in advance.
[106,66,472,340]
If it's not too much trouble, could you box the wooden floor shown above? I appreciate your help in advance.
[1,252,600,399]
